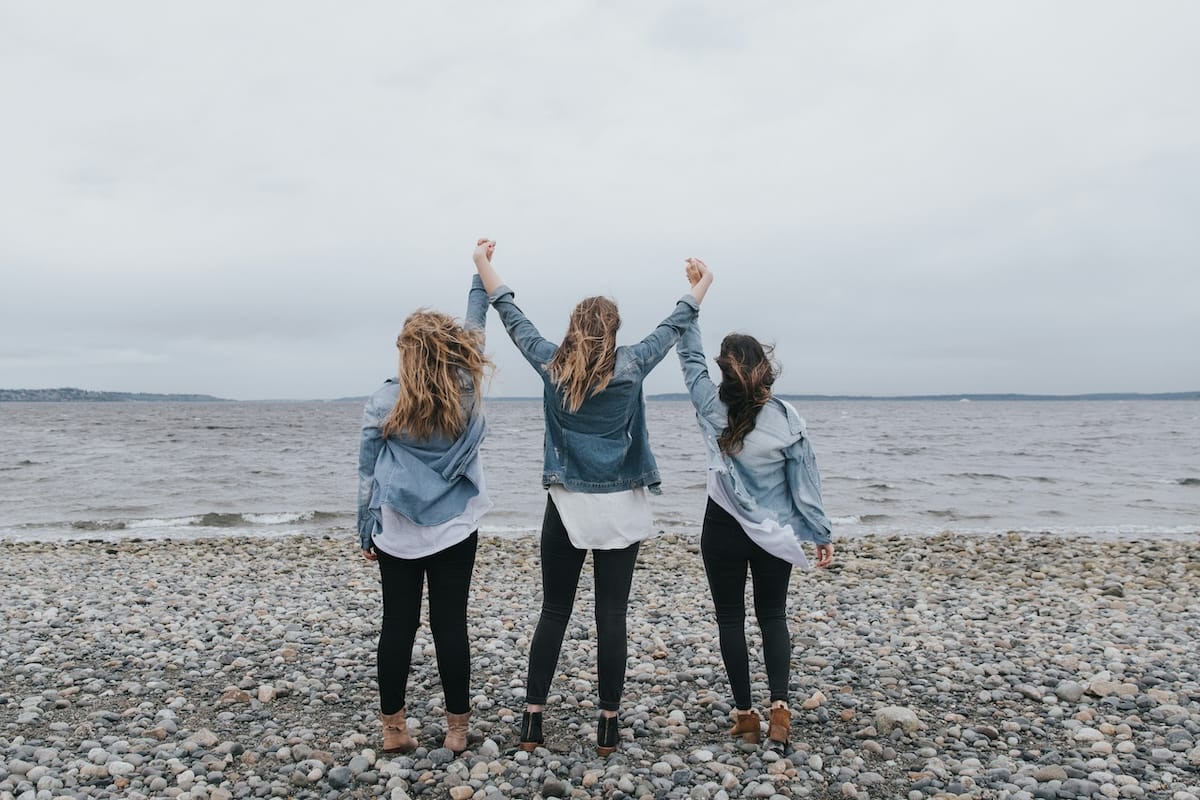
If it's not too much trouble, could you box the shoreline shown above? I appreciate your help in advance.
[3,524,1199,546]
[2,533,1198,800]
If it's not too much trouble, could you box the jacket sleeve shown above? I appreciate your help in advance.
[629,295,700,374]
[676,317,725,430]
[488,284,558,374]
[464,274,488,339]
[356,398,385,550]
[784,436,833,544]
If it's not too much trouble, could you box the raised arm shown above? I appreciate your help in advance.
[676,259,723,424]
[464,273,487,336]
[473,238,503,294]
[629,257,714,373]
[676,318,723,425]
[473,239,558,372]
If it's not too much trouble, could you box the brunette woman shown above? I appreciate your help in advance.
[676,258,833,749]
[472,239,712,755]
[356,257,492,755]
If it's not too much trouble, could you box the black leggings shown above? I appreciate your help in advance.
[700,499,793,709]
[525,495,640,712]
[376,532,478,715]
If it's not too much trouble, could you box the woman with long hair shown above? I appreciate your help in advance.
[356,253,493,756]
[676,258,834,750]
[472,239,712,756]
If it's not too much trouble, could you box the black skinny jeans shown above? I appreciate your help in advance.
[376,532,478,715]
[525,495,640,712]
[700,499,793,709]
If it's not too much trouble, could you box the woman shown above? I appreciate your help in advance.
[472,239,712,756]
[356,254,492,756]
[676,258,834,749]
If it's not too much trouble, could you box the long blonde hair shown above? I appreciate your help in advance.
[381,310,491,440]
[546,296,620,413]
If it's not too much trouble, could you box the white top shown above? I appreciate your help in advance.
[373,460,492,559]
[707,471,810,568]
[547,485,652,550]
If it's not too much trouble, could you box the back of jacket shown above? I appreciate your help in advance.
[355,276,489,549]
[356,378,487,549]
[489,285,699,493]
[676,319,832,544]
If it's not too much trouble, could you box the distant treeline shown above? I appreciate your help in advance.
[0,388,228,402]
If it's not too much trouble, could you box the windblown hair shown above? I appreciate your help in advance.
[381,309,492,441]
[546,296,621,413]
[716,333,779,456]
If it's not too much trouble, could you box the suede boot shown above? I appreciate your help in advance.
[381,709,416,754]
[443,710,471,754]
[728,709,761,743]
[767,705,791,746]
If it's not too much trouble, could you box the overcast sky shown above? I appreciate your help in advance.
[2,2,1197,399]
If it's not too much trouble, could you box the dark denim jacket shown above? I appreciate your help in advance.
[489,284,699,494]
[356,276,488,549]
[677,318,833,544]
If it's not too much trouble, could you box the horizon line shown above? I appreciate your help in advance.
[3,387,1199,403]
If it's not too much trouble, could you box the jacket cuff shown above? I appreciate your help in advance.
[470,274,484,289]
[488,284,514,304]
[678,295,700,312]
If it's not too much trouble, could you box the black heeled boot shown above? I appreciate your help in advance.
[597,712,619,756]
[519,711,544,752]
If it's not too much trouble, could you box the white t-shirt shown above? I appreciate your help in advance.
[707,471,810,568]
[547,485,652,550]
[373,465,492,559]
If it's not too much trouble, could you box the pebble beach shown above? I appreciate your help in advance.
[2,532,1198,800]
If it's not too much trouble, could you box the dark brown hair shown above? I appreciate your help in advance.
[546,296,621,412]
[716,333,779,455]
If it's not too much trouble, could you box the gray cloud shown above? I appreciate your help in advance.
[2,2,1197,399]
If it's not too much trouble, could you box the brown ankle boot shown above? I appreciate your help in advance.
[728,709,761,743]
[443,710,471,754]
[381,709,416,753]
[767,705,791,745]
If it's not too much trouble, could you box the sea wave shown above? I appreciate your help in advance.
[4,510,347,540]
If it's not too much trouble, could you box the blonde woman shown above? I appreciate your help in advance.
[677,258,833,750]
[356,258,492,756]
[472,240,712,756]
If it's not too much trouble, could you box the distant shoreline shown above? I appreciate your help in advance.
[3,387,1197,403]
[0,388,229,402]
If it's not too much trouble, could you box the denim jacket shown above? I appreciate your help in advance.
[356,275,489,550]
[489,284,700,494]
[676,319,832,544]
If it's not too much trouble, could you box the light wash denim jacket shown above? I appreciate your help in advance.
[356,275,489,550]
[676,319,833,544]
[489,284,700,494]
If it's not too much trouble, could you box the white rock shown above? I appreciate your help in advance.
[189,728,220,748]
[874,706,921,735]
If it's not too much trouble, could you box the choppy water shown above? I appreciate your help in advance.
[1,400,1197,542]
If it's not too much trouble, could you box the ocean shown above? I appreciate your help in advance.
[1,399,1197,542]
